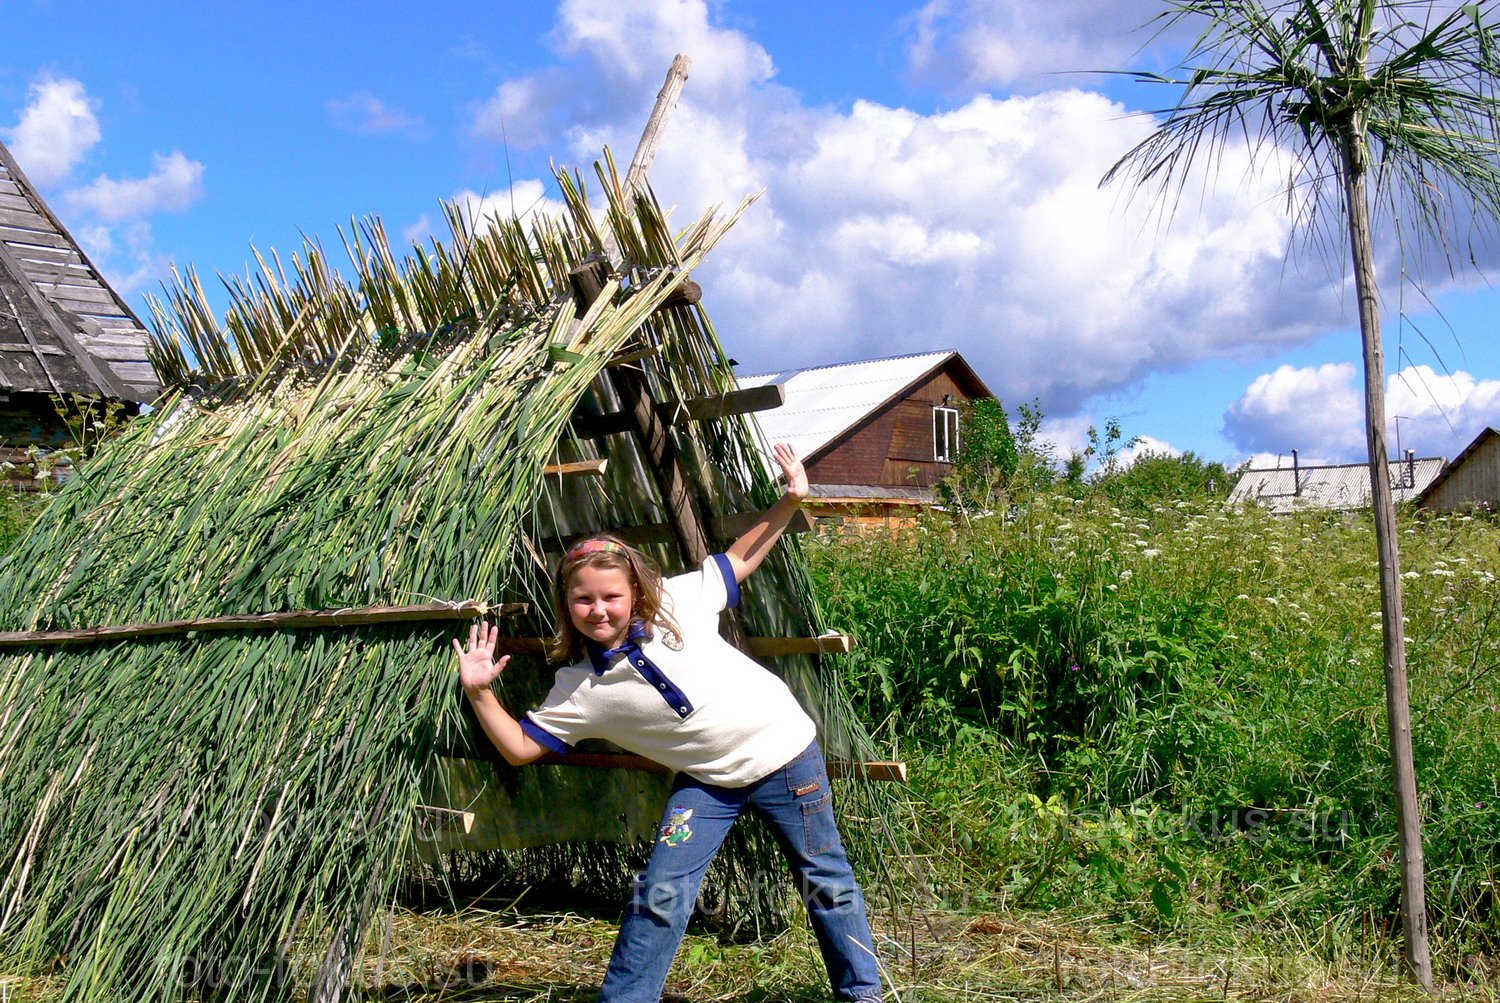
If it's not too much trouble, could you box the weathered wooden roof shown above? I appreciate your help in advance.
[0,139,158,402]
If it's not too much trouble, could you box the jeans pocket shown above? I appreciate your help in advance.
[801,792,838,856]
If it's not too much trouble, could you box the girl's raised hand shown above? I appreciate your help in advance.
[773,442,808,501]
[453,621,511,694]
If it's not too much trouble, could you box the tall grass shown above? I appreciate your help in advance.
[810,497,1500,971]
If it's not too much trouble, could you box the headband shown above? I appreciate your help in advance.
[565,539,629,561]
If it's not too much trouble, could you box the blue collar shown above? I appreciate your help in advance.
[585,619,652,675]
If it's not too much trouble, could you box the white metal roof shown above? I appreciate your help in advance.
[1230,456,1446,514]
[739,350,956,461]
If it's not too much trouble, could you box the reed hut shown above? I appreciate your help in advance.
[0,160,891,1002]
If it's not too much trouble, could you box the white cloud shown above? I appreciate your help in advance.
[905,0,1178,93]
[325,92,426,136]
[473,0,1491,427]
[1224,361,1500,463]
[1387,364,1500,459]
[64,151,205,222]
[1120,434,1182,466]
[448,178,570,235]
[3,75,101,185]
[1223,363,1365,461]
[75,221,168,298]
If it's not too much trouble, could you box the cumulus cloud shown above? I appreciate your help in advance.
[1223,363,1365,462]
[3,75,101,185]
[1224,361,1500,464]
[905,0,1180,93]
[64,151,205,222]
[326,92,426,136]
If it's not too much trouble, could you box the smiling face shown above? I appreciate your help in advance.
[566,564,636,650]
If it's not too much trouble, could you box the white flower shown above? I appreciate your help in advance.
[1118,570,1134,582]
[1430,569,1456,578]
[1236,594,1251,601]
[1265,596,1280,606]
[1142,548,1162,558]
[1403,571,1421,580]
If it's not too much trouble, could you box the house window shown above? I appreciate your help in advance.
[933,405,959,462]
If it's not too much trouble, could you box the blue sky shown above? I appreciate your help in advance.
[5,0,1498,468]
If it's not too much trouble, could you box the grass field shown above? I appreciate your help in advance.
[2,488,1497,999]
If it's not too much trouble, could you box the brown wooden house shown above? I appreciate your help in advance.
[0,138,158,483]
[739,350,993,525]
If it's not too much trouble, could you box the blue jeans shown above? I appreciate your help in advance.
[598,740,884,1001]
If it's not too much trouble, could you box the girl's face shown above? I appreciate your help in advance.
[566,564,635,650]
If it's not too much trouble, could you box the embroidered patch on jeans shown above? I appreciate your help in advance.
[793,780,821,797]
[659,805,694,845]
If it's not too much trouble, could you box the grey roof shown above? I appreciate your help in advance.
[738,350,964,462]
[0,139,158,402]
[1230,455,1446,513]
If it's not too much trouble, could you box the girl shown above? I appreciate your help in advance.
[454,443,884,1002]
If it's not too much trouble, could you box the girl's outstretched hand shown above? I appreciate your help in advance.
[774,442,808,502]
[453,621,511,694]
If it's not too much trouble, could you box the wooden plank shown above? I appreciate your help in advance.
[413,804,475,834]
[679,383,784,422]
[0,601,529,648]
[0,206,52,231]
[14,258,91,281]
[0,226,72,250]
[715,507,812,538]
[0,179,21,196]
[34,281,116,305]
[0,193,36,212]
[0,342,67,356]
[542,457,607,478]
[8,243,84,264]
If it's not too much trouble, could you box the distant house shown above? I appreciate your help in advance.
[740,350,994,524]
[1416,427,1500,513]
[0,138,158,482]
[1229,451,1445,514]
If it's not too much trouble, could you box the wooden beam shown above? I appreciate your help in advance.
[534,509,812,555]
[0,601,529,648]
[542,458,608,478]
[653,278,702,313]
[569,384,785,438]
[477,632,850,658]
[443,749,906,783]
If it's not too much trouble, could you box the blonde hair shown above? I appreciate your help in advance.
[547,534,681,663]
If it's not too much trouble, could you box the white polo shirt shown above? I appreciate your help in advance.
[521,554,816,787]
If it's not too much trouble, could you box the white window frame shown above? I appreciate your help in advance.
[933,405,960,462]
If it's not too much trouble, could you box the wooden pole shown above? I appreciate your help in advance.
[0,601,527,648]
[625,55,692,195]
[1341,124,1431,988]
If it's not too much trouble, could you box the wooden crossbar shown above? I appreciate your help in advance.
[443,750,906,783]
[483,632,854,658]
[0,601,529,648]
[570,384,785,439]
[543,458,608,477]
[537,508,813,553]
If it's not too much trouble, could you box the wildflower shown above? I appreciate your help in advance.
[1430,569,1455,578]
[1142,548,1161,558]
[1235,594,1250,601]
[1118,570,1133,582]
[1070,663,1080,672]
[1402,571,1421,579]
[1265,596,1280,606]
